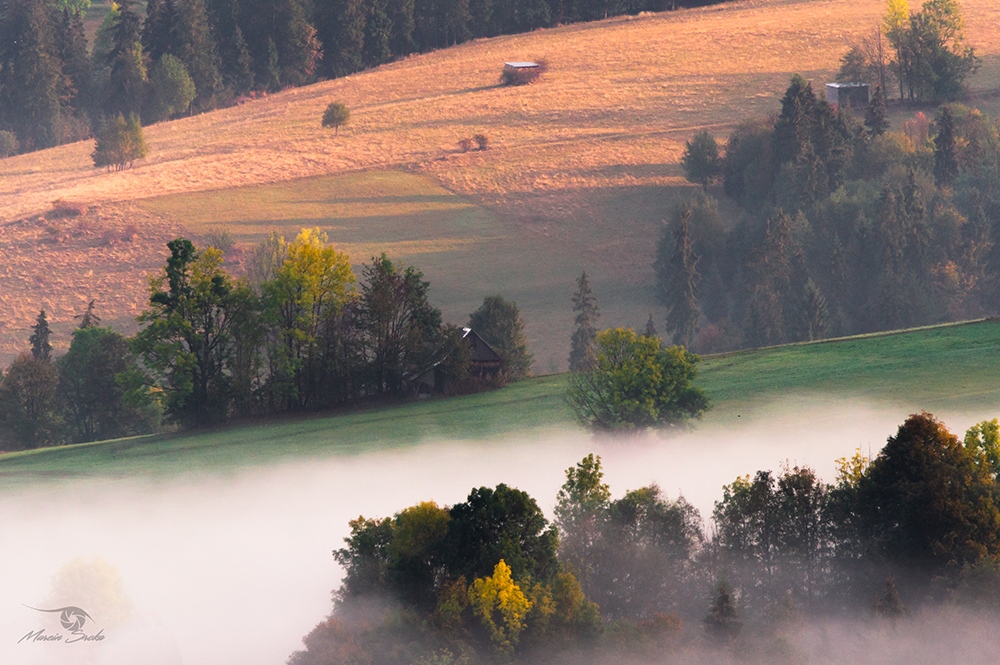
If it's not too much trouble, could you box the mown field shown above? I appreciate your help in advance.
[2,0,998,368]
[2,319,998,482]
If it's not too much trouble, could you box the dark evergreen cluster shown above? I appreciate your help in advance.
[292,412,1000,664]
[658,75,1000,352]
[0,0,733,156]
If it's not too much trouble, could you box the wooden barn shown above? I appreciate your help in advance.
[462,327,502,377]
[502,61,541,85]
[825,82,870,111]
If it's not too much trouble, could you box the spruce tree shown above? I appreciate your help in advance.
[0,0,64,150]
[800,279,830,341]
[745,211,797,347]
[656,206,701,348]
[105,0,147,118]
[205,0,254,93]
[644,313,658,339]
[934,105,959,188]
[54,7,92,116]
[315,0,367,78]
[75,300,101,329]
[30,310,53,361]
[864,85,889,138]
[568,271,599,372]
[363,0,393,67]
[389,0,416,55]
[274,0,320,86]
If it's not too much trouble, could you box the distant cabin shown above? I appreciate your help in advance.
[502,61,542,85]
[825,83,870,111]
[463,327,502,377]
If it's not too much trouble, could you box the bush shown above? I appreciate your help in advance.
[92,114,148,171]
[0,130,19,158]
[457,137,474,152]
[474,133,489,150]
[147,54,196,123]
[566,328,709,434]
[322,102,351,135]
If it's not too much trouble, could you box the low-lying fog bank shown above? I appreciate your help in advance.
[0,398,995,665]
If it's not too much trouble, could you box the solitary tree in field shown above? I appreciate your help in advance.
[681,130,721,190]
[569,271,599,372]
[566,327,708,434]
[322,101,351,135]
[92,113,148,170]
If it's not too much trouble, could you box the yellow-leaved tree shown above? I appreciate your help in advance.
[261,228,355,409]
[468,559,532,657]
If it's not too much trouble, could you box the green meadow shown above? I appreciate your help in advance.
[3,319,999,482]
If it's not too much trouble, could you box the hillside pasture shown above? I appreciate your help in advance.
[1,0,999,365]
[3,319,1000,481]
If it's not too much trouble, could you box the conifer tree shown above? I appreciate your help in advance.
[274,0,320,86]
[75,300,101,329]
[54,7,92,116]
[316,0,367,77]
[205,0,254,93]
[934,105,959,188]
[655,206,701,348]
[363,0,393,67]
[865,85,889,138]
[644,313,658,339]
[800,279,830,341]
[30,310,53,361]
[568,271,599,372]
[0,0,64,150]
[105,0,147,118]
[389,0,416,55]
[745,211,797,347]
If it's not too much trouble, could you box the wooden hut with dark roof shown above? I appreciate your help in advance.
[462,327,502,377]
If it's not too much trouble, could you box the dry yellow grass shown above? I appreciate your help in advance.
[0,0,998,366]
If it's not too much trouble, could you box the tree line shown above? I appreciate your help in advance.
[0,0,732,155]
[289,411,1000,664]
[660,71,1000,352]
[0,229,532,450]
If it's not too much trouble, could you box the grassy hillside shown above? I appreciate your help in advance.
[3,319,999,482]
[3,0,999,368]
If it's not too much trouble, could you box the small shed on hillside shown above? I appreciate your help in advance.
[825,82,870,111]
[502,61,542,85]
[463,327,502,377]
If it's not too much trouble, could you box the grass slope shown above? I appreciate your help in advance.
[3,0,999,368]
[3,319,999,482]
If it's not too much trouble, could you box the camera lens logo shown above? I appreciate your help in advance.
[25,606,94,632]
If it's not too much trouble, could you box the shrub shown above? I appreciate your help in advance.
[322,102,351,135]
[458,137,475,152]
[474,133,489,150]
[0,130,19,158]
[92,114,148,171]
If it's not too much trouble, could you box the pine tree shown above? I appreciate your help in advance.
[800,279,830,341]
[363,0,393,67]
[568,271,599,372]
[656,206,701,348]
[389,0,416,55]
[54,7,92,116]
[934,105,959,188]
[865,85,889,137]
[746,211,797,347]
[316,0,367,77]
[644,313,658,339]
[30,310,53,361]
[105,0,147,118]
[874,577,907,618]
[0,0,64,150]
[205,0,254,93]
[75,300,101,329]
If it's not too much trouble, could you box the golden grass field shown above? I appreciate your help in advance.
[1,0,998,367]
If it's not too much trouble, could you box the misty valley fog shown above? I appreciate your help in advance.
[1,399,996,665]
